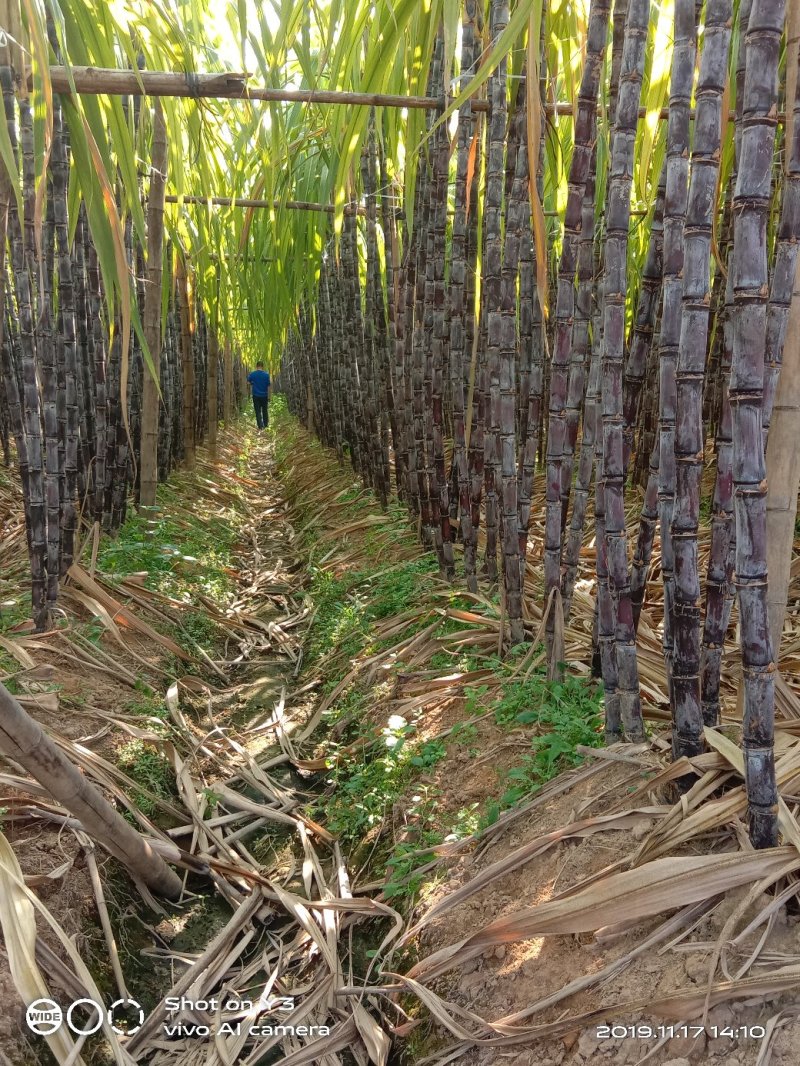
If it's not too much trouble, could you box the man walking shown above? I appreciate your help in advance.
[247,361,271,431]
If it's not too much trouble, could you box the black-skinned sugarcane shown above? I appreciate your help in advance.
[622,162,666,476]
[560,155,598,619]
[761,38,800,444]
[543,0,611,666]
[730,0,785,849]
[450,0,480,560]
[701,0,752,729]
[658,0,699,713]
[482,0,510,589]
[598,0,651,741]
[498,76,529,642]
[670,0,732,761]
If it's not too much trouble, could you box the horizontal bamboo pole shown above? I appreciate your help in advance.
[165,194,373,215]
[168,194,341,211]
[40,66,770,123]
[45,66,473,109]
[166,195,647,219]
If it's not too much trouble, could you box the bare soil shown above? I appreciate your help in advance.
[408,759,800,1066]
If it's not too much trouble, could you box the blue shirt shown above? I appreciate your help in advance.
[248,369,271,398]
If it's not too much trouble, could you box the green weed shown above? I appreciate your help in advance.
[117,740,174,818]
[305,556,439,679]
[318,720,447,842]
[96,491,238,606]
[0,596,30,632]
[466,662,603,826]
[125,693,169,726]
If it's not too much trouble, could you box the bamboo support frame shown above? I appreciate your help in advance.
[40,65,785,123]
[164,194,375,215]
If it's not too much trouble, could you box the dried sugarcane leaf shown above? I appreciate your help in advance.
[703,727,800,852]
[0,835,83,1065]
[353,1003,391,1066]
[0,832,136,1065]
[408,848,800,980]
[66,563,192,660]
[0,635,36,669]
[401,808,665,944]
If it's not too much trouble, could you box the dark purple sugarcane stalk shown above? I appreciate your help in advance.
[401,174,423,515]
[497,75,530,642]
[51,92,79,572]
[730,0,784,849]
[360,119,389,507]
[418,36,445,546]
[15,95,49,626]
[1,73,46,627]
[632,326,661,489]
[343,211,371,484]
[670,0,732,761]
[629,442,659,630]
[450,0,480,556]
[543,0,611,663]
[622,162,666,476]
[411,146,433,536]
[598,0,651,741]
[516,117,545,570]
[1,306,26,481]
[761,42,800,442]
[560,146,598,531]
[657,0,699,706]
[561,283,600,619]
[701,0,752,729]
[27,102,60,610]
[702,186,732,439]
[86,237,108,524]
[73,210,95,501]
[560,150,600,618]
[609,0,629,121]
[426,44,454,575]
[594,355,622,741]
[378,131,401,490]
[481,0,510,589]
[465,311,488,589]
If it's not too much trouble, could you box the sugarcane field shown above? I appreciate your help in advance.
[4,0,800,1063]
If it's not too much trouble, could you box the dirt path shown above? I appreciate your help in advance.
[0,425,320,1063]
[3,415,800,1066]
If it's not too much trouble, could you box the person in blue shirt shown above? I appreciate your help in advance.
[247,362,271,431]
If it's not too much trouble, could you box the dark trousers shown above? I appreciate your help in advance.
[253,395,269,429]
